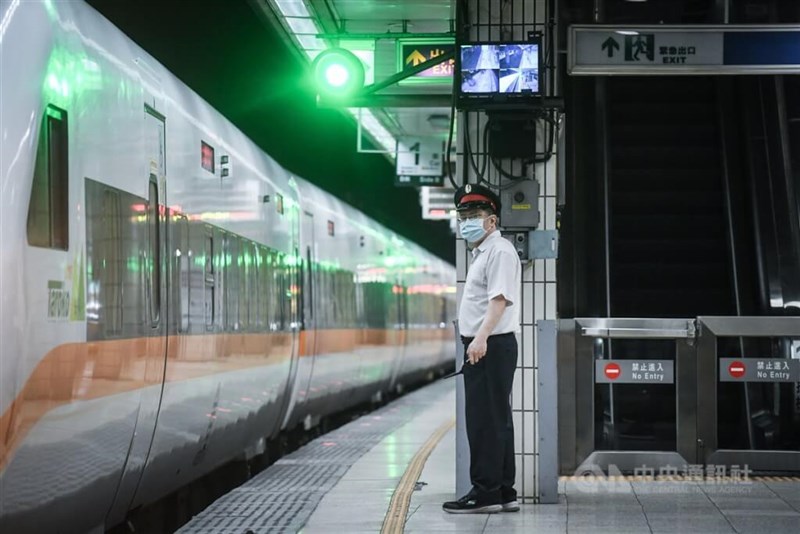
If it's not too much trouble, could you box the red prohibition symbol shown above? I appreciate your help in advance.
[728,360,746,379]
[604,363,621,380]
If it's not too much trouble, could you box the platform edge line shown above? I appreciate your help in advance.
[380,418,456,534]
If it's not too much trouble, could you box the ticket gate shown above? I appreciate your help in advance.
[697,317,800,473]
[558,317,800,475]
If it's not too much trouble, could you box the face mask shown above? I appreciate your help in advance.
[459,218,486,243]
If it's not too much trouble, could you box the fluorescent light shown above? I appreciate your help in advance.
[616,30,639,35]
[275,0,310,17]
[268,0,397,158]
[349,108,397,155]
[296,34,327,52]
[285,17,318,35]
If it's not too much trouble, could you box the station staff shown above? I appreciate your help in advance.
[443,184,521,514]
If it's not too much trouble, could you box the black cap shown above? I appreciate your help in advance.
[454,183,501,214]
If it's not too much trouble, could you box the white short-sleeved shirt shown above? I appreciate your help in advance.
[458,230,521,337]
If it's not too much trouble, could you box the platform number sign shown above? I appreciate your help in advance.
[395,136,444,187]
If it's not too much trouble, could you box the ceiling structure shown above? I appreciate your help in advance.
[85,0,459,262]
[249,0,456,166]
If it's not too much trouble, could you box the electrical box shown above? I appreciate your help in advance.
[502,231,530,261]
[500,179,539,229]
[530,230,559,259]
[488,115,538,159]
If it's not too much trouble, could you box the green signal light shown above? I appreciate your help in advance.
[325,64,349,87]
[313,48,365,99]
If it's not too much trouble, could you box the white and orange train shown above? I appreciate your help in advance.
[0,2,456,531]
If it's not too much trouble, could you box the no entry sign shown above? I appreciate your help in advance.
[595,360,674,384]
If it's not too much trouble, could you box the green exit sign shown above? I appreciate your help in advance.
[397,39,455,84]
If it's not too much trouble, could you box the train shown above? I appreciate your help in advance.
[0,1,457,532]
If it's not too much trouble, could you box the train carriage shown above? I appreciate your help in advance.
[0,1,456,532]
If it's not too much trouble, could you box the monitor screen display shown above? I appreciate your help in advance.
[458,42,541,102]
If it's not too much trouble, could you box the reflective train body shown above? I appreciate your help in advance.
[0,2,456,531]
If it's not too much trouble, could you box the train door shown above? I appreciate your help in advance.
[105,103,169,527]
[278,211,316,429]
[387,276,408,392]
[300,212,319,401]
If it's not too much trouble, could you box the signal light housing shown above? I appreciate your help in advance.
[312,48,365,99]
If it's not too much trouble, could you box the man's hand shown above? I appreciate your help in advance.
[467,336,488,365]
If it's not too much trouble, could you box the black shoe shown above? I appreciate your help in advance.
[442,493,502,514]
[501,499,520,512]
[501,488,519,512]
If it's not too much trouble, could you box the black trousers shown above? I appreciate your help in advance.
[461,332,517,502]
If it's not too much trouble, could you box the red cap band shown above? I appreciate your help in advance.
[459,193,496,211]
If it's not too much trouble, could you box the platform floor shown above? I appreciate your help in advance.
[180,380,800,533]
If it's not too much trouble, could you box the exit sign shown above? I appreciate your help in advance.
[398,40,454,83]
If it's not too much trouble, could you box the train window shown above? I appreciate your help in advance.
[276,256,282,329]
[250,242,259,329]
[102,190,122,336]
[306,246,314,320]
[258,247,269,330]
[27,105,69,250]
[177,215,190,333]
[148,178,160,324]
[280,252,288,330]
[256,247,263,328]
[204,232,215,330]
[223,235,233,330]
[239,238,249,330]
[230,237,242,330]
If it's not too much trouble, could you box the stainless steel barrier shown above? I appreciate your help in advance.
[559,318,697,474]
[559,316,800,475]
[697,316,800,472]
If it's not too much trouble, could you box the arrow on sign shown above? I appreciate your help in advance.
[602,37,620,58]
[406,50,427,67]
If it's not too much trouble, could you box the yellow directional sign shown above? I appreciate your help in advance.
[398,41,455,83]
[406,50,427,66]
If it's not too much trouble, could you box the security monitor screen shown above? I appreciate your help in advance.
[459,43,540,96]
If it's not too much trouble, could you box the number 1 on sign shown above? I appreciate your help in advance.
[410,142,420,165]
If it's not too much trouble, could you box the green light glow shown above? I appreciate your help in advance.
[127,257,140,273]
[42,47,104,104]
[44,0,56,18]
[312,48,365,99]
[325,64,349,87]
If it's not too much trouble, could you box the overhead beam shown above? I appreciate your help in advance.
[307,0,342,35]
[361,50,455,95]
[316,32,455,41]
[316,50,455,108]
[318,94,454,108]
[318,95,566,109]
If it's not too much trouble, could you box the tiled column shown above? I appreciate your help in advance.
[456,0,555,504]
